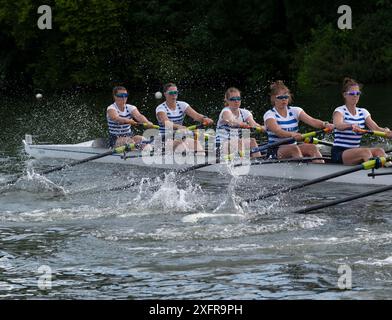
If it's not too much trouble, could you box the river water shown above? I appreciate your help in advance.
[0,85,391,299]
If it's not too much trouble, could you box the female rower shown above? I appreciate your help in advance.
[107,86,155,148]
[263,80,334,163]
[156,83,214,154]
[216,87,264,158]
[331,78,392,165]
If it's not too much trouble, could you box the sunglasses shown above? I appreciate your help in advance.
[115,93,129,98]
[276,95,289,100]
[166,90,178,95]
[346,91,361,96]
[229,96,241,101]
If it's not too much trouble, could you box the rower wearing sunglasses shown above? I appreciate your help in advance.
[263,80,334,162]
[331,78,392,165]
[216,87,264,158]
[107,86,155,148]
[155,82,214,154]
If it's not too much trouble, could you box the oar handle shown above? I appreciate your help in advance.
[186,123,210,131]
[251,128,331,154]
[302,127,332,139]
[139,123,159,129]
[361,156,391,170]
[232,124,264,133]
[354,128,387,138]
[114,138,155,153]
[303,137,334,147]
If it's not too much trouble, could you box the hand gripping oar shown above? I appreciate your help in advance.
[1,143,140,187]
[241,156,392,204]
[185,120,214,132]
[250,128,332,155]
[235,124,264,133]
[295,184,392,214]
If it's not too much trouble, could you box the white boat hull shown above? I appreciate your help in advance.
[23,138,392,185]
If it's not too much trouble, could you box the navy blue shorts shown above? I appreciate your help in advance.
[109,134,133,148]
[331,146,350,164]
[266,147,278,159]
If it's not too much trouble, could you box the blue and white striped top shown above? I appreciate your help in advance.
[216,107,252,143]
[106,103,137,136]
[333,105,370,148]
[156,101,190,135]
[263,106,303,144]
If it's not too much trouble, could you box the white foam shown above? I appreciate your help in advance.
[10,172,66,196]
[355,256,392,266]
[135,172,207,212]
[182,212,246,224]
[0,206,116,222]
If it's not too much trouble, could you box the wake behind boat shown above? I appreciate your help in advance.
[23,134,392,185]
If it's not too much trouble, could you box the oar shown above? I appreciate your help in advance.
[138,123,160,130]
[355,129,389,138]
[186,120,214,132]
[303,137,333,147]
[111,129,331,192]
[109,157,222,191]
[186,124,205,131]
[241,156,392,204]
[368,172,392,177]
[295,184,392,214]
[250,128,332,155]
[237,124,264,133]
[234,156,331,168]
[1,143,141,187]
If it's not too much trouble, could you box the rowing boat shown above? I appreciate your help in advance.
[23,135,392,185]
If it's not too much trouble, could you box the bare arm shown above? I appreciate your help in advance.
[107,109,138,126]
[265,118,302,140]
[333,111,354,131]
[366,115,388,132]
[299,111,328,129]
[156,111,186,130]
[185,106,214,125]
[245,115,264,131]
[365,116,392,138]
[132,108,153,126]
[221,110,240,127]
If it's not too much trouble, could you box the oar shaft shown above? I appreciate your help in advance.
[251,137,295,154]
[1,149,116,186]
[243,156,390,203]
[2,142,141,186]
[109,158,220,191]
[40,150,114,175]
[235,157,330,167]
[251,128,331,155]
[296,184,392,214]
[368,172,392,177]
[304,137,333,147]
[244,165,363,203]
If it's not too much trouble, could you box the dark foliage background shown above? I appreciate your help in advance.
[1,0,391,92]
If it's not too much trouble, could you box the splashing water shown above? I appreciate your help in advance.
[132,172,207,213]
[6,170,66,197]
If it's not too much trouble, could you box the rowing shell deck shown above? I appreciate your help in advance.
[23,137,392,185]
